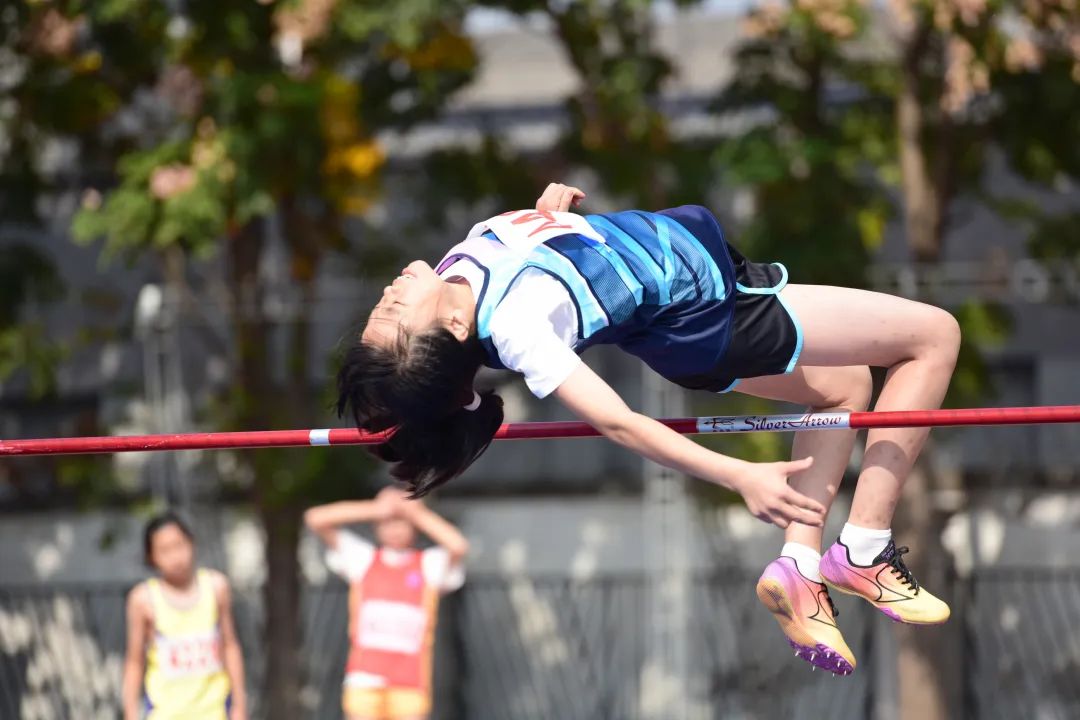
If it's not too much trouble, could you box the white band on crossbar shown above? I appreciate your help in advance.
[309,429,331,446]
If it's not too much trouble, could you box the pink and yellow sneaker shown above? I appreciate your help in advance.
[755,556,856,676]
[820,539,950,625]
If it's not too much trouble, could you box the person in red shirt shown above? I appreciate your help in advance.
[305,487,469,720]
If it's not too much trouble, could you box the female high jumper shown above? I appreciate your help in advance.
[336,182,959,675]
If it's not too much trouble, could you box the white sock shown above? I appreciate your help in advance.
[781,542,822,582]
[839,523,892,565]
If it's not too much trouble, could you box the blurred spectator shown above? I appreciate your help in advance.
[306,487,469,720]
[122,511,247,720]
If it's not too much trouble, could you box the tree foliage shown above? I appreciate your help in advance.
[5,0,1079,714]
[715,2,1078,715]
[6,2,477,717]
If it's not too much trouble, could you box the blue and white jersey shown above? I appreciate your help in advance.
[435,206,740,387]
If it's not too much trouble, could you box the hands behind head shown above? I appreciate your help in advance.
[374,485,420,520]
[536,182,586,213]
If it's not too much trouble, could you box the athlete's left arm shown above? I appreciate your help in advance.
[553,362,826,529]
[399,501,470,563]
[214,573,248,720]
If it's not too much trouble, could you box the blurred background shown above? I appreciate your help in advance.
[2,0,1080,718]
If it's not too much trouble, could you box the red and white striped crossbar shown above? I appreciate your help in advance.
[1,405,1078,457]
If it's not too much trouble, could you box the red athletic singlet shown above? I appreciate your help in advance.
[346,549,439,689]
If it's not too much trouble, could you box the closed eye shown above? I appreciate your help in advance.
[378,303,402,319]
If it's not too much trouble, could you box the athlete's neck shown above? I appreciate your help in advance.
[160,569,197,592]
[441,278,477,334]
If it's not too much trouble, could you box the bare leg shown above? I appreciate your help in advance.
[778,285,961,529]
[738,366,872,552]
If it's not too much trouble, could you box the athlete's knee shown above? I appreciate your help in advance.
[922,308,961,368]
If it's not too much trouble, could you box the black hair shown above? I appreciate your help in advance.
[143,511,195,568]
[336,326,504,498]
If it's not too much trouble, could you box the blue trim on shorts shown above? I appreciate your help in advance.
[776,293,803,372]
[725,261,803,385]
[717,378,741,394]
[735,262,788,294]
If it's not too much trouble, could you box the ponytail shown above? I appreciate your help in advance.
[371,391,504,497]
[337,326,504,496]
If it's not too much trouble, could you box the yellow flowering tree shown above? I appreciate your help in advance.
[1,1,480,716]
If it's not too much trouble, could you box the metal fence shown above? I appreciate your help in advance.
[961,569,1080,720]
[0,569,1076,720]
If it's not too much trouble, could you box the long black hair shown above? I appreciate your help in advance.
[143,510,195,568]
[337,326,504,497]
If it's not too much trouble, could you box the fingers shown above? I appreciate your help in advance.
[558,185,585,211]
[779,487,826,526]
[788,506,825,527]
[787,456,814,473]
[754,511,787,528]
[761,505,822,529]
[783,487,826,516]
[538,183,586,212]
[536,183,560,211]
[769,514,790,529]
[558,186,575,211]
[779,457,826,523]
[780,496,825,527]
[755,491,826,529]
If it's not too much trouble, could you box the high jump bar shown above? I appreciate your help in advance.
[1,405,1079,457]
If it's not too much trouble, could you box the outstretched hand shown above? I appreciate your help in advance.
[536,182,586,212]
[734,457,826,529]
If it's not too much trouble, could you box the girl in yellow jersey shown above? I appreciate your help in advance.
[122,512,248,720]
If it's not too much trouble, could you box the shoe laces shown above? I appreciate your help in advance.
[887,546,920,593]
[822,588,839,618]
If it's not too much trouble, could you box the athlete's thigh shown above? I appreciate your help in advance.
[737,365,870,410]
[780,284,957,368]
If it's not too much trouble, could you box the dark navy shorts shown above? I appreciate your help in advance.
[657,206,803,393]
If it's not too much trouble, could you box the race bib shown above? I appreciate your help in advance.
[356,600,428,654]
[468,210,606,255]
[155,631,223,678]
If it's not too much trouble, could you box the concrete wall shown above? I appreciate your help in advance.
[3,490,1080,587]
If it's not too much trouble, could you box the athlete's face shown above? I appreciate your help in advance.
[149,523,195,584]
[362,261,445,348]
[376,517,416,550]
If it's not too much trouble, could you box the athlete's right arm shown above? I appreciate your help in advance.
[303,498,393,548]
[121,585,148,720]
[552,362,826,529]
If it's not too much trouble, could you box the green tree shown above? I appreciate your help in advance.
[719,0,1079,715]
[417,0,714,214]
[0,243,63,395]
[0,1,476,717]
